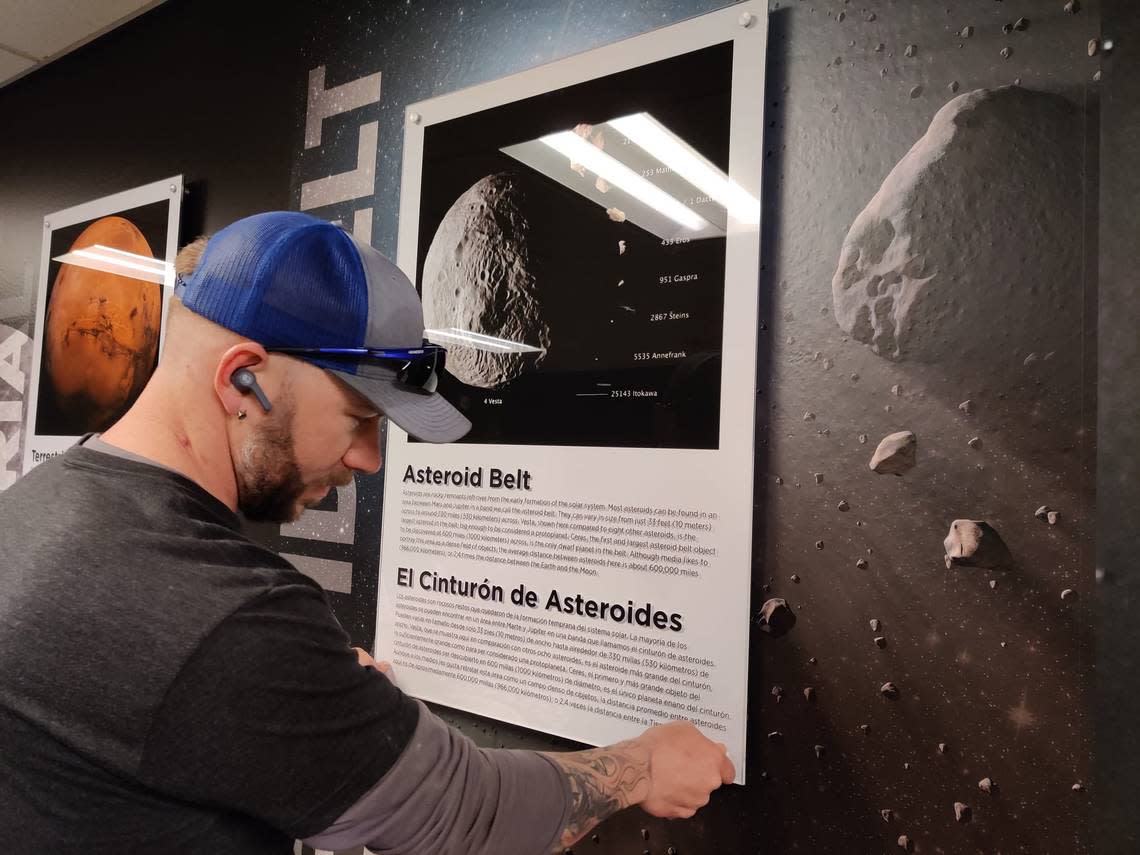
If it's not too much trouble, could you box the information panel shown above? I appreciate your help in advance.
[377,2,766,781]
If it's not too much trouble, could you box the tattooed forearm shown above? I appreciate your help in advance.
[542,740,651,852]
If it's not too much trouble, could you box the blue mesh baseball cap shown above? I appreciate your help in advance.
[174,211,470,442]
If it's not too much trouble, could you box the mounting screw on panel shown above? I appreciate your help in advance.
[409,111,422,125]
[170,184,177,193]
[739,11,756,28]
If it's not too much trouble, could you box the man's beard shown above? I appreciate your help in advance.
[235,400,351,523]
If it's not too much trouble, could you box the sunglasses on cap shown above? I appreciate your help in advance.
[266,342,447,393]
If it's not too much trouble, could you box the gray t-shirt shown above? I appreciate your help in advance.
[0,440,569,853]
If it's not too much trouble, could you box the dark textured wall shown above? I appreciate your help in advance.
[1,0,1135,853]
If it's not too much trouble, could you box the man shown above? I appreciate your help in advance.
[0,212,733,853]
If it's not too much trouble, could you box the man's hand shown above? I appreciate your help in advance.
[543,720,733,851]
[637,721,735,819]
[352,647,395,683]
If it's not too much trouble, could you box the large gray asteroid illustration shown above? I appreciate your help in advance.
[422,173,551,388]
[832,87,1082,364]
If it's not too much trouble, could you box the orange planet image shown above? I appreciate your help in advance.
[42,216,161,433]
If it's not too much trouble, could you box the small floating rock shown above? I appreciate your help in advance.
[860,723,871,734]
[875,636,888,648]
[944,520,1013,569]
[891,384,902,396]
[960,25,974,38]
[814,472,825,484]
[791,573,801,583]
[959,399,973,414]
[954,802,972,822]
[767,730,784,743]
[1061,588,1076,601]
[1072,782,1085,792]
[870,619,882,631]
[771,685,784,701]
[870,431,917,475]
[875,42,885,52]
[968,436,982,449]
[1065,0,1080,12]
[979,777,995,794]
[814,744,826,758]
[937,742,948,754]
[757,598,797,637]
[1035,504,1052,521]
[949,80,960,93]
[909,85,923,99]
[804,687,816,702]
[775,476,784,486]
[904,44,917,57]
[1048,510,1060,525]
[1014,16,1029,30]
[803,411,817,422]
[1088,38,1099,56]
[859,433,869,444]
[1001,46,1013,59]
[838,499,851,512]
[816,540,825,550]
[1002,22,1013,34]
[857,558,869,569]
[897,835,912,851]
[881,682,899,699]
[881,809,893,822]
[808,656,818,665]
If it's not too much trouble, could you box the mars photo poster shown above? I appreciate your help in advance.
[415,42,732,450]
[23,178,182,473]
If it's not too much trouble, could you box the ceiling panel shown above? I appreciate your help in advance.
[0,46,36,84]
[0,0,163,88]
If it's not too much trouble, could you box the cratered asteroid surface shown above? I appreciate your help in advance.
[832,87,1082,365]
[943,519,1012,569]
[422,173,550,388]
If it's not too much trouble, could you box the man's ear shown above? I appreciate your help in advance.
[214,342,270,418]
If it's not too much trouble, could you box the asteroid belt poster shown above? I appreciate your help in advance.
[377,3,766,782]
[22,178,183,474]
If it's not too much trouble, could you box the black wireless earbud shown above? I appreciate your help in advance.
[230,368,273,413]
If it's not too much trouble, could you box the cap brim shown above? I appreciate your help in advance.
[328,364,471,443]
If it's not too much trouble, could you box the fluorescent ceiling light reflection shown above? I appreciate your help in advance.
[53,244,172,284]
[609,113,760,225]
[424,327,544,354]
[540,131,707,230]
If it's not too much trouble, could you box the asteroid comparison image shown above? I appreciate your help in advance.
[37,213,163,436]
[413,42,733,448]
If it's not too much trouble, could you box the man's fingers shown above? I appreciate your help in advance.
[720,753,736,784]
